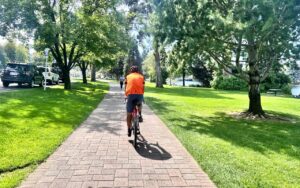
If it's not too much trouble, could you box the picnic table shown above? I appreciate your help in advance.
[267,89,281,96]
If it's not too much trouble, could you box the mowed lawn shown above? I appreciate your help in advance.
[0,81,108,188]
[145,84,300,188]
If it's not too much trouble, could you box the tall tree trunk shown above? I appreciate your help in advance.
[78,61,88,84]
[82,69,87,84]
[63,67,71,90]
[182,65,186,87]
[247,44,264,116]
[91,64,96,82]
[81,62,87,84]
[154,40,163,88]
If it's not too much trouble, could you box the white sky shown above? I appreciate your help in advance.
[0,36,7,45]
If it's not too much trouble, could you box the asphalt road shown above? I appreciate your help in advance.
[0,82,15,92]
[0,82,37,93]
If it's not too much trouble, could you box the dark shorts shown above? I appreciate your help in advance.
[126,94,143,113]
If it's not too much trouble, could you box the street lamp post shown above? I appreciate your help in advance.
[44,48,49,91]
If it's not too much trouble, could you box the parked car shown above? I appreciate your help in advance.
[1,63,43,87]
[173,78,203,87]
[51,63,63,82]
[37,66,59,84]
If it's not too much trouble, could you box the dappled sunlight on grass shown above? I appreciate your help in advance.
[0,81,108,188]
[145,84,300,187]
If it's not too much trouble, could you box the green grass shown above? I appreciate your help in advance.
[145,84,300,188]
[0,81,108,188]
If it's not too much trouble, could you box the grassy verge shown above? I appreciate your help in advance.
[145,83,300,188]
[0,81,108,188]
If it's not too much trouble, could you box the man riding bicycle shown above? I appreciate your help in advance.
[125,66,144,137]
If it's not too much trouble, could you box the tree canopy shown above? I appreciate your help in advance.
[152,0,300,116]
[0,0,130,89]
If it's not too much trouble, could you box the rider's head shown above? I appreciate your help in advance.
[130,66,139,73]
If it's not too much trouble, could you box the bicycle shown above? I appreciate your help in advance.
[131,104,140,147]
[125,98,141,148]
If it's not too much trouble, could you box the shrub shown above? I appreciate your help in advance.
[281,84,292,95]
[260,72,291,93]
[212,76,248,91]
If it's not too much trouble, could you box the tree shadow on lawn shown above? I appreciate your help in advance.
[0,85,106,126]
[170,112,300,160]
[0,84,108,170]
[144,96,176,115]
[145,86,235,100]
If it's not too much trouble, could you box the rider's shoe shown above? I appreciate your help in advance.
[139,116,143,122]
[128,128,132,137]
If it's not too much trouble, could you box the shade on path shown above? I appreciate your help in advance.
[19,83,215,188]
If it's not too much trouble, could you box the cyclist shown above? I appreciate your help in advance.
[119,76,124,89]
[125,66,144,137]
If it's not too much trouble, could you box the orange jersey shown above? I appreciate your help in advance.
[125,73,145,96]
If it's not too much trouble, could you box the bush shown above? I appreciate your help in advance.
[281,84,292,95]
[212,76,248,91]
[149,68,169,84]
[189,84,201,87]
[260,72,291,93]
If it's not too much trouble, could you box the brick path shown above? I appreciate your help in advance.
[19,83,215,188]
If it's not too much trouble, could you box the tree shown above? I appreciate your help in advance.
[3,41,29,64]
[123,0,153,76]
[15,44,28,63]
[143,49,168,84]
[33,0,99,89]
[0,45,7,68]
[143,52,156,81]
[189,56,214,88]
[153,38,163,87]
[155,0,300,116]
[77,60,90,84]
[7,0,127,89]
[109,59,124,80]
[126,42,142,75]
[4,41,16,63]
[78,3,130,83]
[288,61,300,84]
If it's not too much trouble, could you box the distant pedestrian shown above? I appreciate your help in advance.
[120,76,125,89]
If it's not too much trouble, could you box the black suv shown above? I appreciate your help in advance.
[1,63,43,87]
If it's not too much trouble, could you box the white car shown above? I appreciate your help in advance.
[173,78,202,87]
[38,67,60,85]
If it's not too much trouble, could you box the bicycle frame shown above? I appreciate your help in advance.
[125,98,140,147]
[131,105,140,147]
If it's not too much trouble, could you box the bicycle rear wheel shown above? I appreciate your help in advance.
[133,120,138,147]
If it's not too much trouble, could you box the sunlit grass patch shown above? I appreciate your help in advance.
[145,83,300,188]
[0,81,108,188]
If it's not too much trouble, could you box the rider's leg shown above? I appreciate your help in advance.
[126,95,134,136]
[137,102,143,122]
[127,113,132,129]
[127,113,133,136]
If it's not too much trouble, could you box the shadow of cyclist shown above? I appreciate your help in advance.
[129,134,172,160]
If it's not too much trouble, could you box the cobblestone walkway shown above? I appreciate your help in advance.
[19,83,215,188]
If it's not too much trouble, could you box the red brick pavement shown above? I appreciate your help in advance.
[19,83,216,188]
